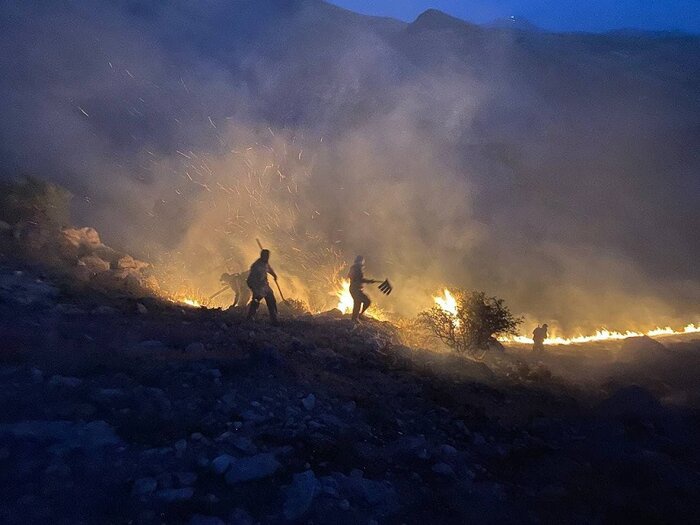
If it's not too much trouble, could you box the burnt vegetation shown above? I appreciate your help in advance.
[420,290,522,358]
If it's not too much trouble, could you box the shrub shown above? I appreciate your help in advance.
[419,289,522,358]
[0,176,72,228]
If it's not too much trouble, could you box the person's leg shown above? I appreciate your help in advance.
[232,290,240,308]
[350,289,361,321]
[359,292,371,317]
[265,291,279,325]
[247,295,261,319]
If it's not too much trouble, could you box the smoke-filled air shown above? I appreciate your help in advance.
[2,1,698,338]
[4,2,700,524]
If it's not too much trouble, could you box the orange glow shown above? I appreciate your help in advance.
[433,289,461,327]
[432,288,699,346]
[335,279,354,314]
[504,323,700,346]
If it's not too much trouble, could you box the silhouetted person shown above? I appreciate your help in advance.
[220,271,251,308]
[532,323,548,353]
[246,249,279,325]
[348,255,379,323]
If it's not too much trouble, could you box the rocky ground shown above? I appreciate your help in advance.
[1,265,700,524]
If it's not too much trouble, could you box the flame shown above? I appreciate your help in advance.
[181,297,202,308]
[333,279,387,320]
[433,289,461,327]
[335,279,354,314]
[433,288,699,346]
[504,323,700,346]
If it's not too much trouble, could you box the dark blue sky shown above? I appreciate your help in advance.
[331,0,700,33]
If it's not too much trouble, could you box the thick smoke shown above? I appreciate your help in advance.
[1,1,698,333]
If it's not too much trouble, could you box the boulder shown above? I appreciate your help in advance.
[619,336,668,362]
[155,488,194,502]
[132,477,158,496]
[189,516,225,525]
[59,227,103,259]
[78,255,110,274]
[116,255,149,271]
[302,393,316,411]
[211,454,236,475]
[283,470,321,520]
[185,342,206,353]
[225,454,280,484]
[598,385,663,419]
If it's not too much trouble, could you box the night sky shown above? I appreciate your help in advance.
[331,0,700,33]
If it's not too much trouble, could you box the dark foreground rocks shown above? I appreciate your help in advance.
[1,267,700,524]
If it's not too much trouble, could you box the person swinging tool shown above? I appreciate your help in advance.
[348,255,390,323]
[246,249,279,326]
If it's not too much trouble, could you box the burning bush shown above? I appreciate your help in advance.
[420,289,522,358]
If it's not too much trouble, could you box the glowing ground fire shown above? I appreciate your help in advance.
[335,279,354,314]
[433,289,700,346]
[181,298,202,308]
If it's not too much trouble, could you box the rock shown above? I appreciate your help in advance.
[302,394,316,411]
[389,435,429,460]
[225,453,280,484]
[136,303,148,315]
[156,488,194,502]
[283,470,321,520]
[253,345,284,367]
[339,471,399,510]
[174,439,188,457]
[136,340,166,351]
[598,385,663,419]
[30,368,43,384]
[339,499,351,510]
[78,255,110,273]
[48,375,82,388]
[185,342,206,353]
[175,472,198,486]
[0,272,59,305]
[228,508,254,525]
[62,226,101,247]
[211,454,236,475]
[431,463,455,476]
[157,473,174,489]
[55,304,86,315]
[91,388,127,404]
[132,477,158,496]
[0,420,121,451]
[189,516,225,525]
[91,305,117,315]
[440,444,458,457]
[116,255,149,271]
[320,476,340,497]
[620,336,668,362]
[232,436,258,455]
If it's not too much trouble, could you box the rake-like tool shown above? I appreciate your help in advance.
[377,279,393,295]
